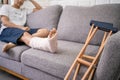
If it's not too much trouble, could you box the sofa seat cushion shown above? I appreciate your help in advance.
[0,41,29,62]
[26,5,62,30]
[57,4,120,45]
[21,40,99,78]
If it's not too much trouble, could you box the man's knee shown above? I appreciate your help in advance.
[20,32,32,45]
[36,29,50,37]
[23,32,30,36]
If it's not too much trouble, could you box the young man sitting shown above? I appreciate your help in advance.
[0,0,57,53]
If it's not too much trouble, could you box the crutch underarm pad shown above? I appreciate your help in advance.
[90,20,118,33]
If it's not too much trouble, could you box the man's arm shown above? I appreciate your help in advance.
[1,15,30,31]
[29,0,42,12]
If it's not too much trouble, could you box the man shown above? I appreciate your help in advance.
[0,0,57,53]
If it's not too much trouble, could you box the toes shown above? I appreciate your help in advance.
[52,28,56,33]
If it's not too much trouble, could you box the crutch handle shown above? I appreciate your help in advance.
[90,20,118,33]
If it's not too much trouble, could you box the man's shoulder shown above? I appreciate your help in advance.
[1,4,11,9]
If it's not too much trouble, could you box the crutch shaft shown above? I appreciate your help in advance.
[82,31,112,80]
[73,64,81,80]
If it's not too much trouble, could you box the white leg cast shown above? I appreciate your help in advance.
[29,33,57,53]
[48,33,57,53]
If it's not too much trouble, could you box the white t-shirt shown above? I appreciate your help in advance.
[0,4,33,34]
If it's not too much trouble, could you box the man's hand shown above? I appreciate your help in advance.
[29,0,42,12]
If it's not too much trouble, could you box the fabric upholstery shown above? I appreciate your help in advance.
[0,41,29,61]
[26,5,63,30]
[0,56,22,74]
[21,40,99,78]
[22,65,62,80]
[94,31,120,80]
[57,4,120,45]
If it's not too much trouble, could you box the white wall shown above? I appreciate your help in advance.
[50,0,95,7]
[96,0,120,4]
[10,0,120,8]
[36,0,120,7]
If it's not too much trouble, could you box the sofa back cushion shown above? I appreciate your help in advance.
[26,5,62,30]
[57,4,120,45]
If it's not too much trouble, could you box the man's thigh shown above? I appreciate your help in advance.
[0,28,25,44]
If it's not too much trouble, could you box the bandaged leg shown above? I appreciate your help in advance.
[29,33,57,53]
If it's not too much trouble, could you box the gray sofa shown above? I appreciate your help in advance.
[0,4,120,80]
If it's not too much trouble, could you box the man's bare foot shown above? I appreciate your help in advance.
[48,28,57,38]
[2,42,16,52]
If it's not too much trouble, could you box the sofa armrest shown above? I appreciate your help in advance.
[94,31,120,80]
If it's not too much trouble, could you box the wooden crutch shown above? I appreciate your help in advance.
[64,20,118,80]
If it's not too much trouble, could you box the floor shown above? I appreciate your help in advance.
[0,69,21,80]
